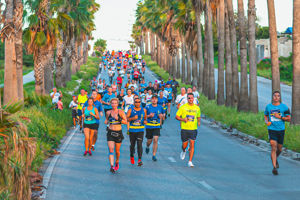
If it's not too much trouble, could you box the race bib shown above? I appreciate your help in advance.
[186,115,195,122]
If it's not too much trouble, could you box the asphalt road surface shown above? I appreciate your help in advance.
[45,65,300,200]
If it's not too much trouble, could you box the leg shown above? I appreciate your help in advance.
[168,103,171,114]
[152,136,159,156]
[188,140,195,162]
[84,128,90,151]
[108,141,115,166]
[182,141,188,152]
[93,130,98,146]
[129,133,136,157]
[89,129,94,151]
[146,138,153,147]
[137,132,144,159]
[277,144,283,157]
[115,142,122,164]
[79,116,82,128]
[270,140,278,168]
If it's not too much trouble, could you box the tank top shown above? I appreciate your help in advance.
[84,106,97,124]
[129,107,145,132]
[108,110,122,125]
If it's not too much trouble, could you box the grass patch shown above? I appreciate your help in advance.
[143,54,300,153]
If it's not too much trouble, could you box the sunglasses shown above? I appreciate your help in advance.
[135,101,141,103]
[188,97,193,100]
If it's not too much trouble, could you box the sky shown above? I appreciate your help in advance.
[91,0,293,52]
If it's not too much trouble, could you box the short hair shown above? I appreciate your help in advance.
[187,93,194,97]
[110,98,119,104]
[272,91,281,96]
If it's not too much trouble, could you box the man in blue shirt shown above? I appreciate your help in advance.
[145,95,164,161]
[101,87,116,115]
[165,84,173,117]
[83,90,103,151]
[264,91,291,175]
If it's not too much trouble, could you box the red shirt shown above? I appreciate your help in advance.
[123,65,127,69]
[133,71,140,79]
[125,54,129,58]
[117,77,123,84]
[119,52,122,57]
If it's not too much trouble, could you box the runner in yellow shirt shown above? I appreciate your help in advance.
[77,89,88,131]
[175,93,201,168]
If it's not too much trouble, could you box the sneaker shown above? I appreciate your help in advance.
[138,159,143,166]
[83,151,88,156]
[180,151,186,160]
[80,127,82,131]
[110,166,116,173]
[145,147,150,154]
[272,167,278,175]
[152,156,157,161]
[130,156,135,165]
[188,161,194,168]
[91,145,95,151]
[114,163,119,171]
[276,160,279,169]
[88,150,92,156]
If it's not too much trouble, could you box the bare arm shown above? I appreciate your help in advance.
[120,110,128,124]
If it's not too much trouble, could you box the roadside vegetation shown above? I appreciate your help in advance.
[143,55,300,153]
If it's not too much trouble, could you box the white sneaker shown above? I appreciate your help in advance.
[188,161,194,167]
[180,151,186,160]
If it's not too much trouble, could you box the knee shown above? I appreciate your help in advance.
[271,144,277,152]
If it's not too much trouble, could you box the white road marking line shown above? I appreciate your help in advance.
[168,157,176,163]
[199,181,215,191]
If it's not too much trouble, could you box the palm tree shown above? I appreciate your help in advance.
[217,0,225,105]
[226,0,239,106]
[2,0,18,104]
[207,0,215,100]
[292,0,300,125]
[181,35,186,83]
[267,0,281,94]
[225,7,233,107]
[237,0,249,111]
[248,0,258,113]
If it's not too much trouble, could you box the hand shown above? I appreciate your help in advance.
[183,118,188,123]
[134,115,138,120]
[266,121,272,126]
[100,112,103,117]
[150,113,155,118]
[274,113,281,119]
[198,121,201,126]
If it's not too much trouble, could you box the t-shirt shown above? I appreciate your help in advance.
[69,100,78,110]
[264,103,290,131]
[145,94,153,105]
[176,104,201,130]
[50,92,61,104]
[145,104,164,129]
[165,88,173,100]
[140,83,147,92]
[133,71,140,79]
[83,100,103,124]
[140,93,146,103]
[123,95,134,113]
[175,94,186,105]
[158,90,169,99]
[77,94,88,110]
[158,97,168,108]
[57,101,63,110]
[193,91,200,99]
[97,83,104,93]
[102,93,116,110]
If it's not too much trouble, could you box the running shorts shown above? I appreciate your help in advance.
[146,128,161,139]
[167,99,172,103]
[107,129,124,143]
[72,109,77,118]
[181,129,197,142]
[268,130,285,145]
[83,123,98,130]
[78,109,83,117]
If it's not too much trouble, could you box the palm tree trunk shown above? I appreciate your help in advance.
[140,32,144,55]
[195,11,204,92]
[71,37,78,74]
[150,32,154,60]
[192,55,197,86]
[3,0,18,104]
[248,0,258,113]
[237,0,249,111]
[217,0,225,105]
[56,34,64,88]
[203,7,209,97]
[34,49,48,95]
[83,36,89,64]
[64,44,72,82]
[207,1,215,100]
[181,36,186,83]
[267,0,281,94]
[156,35,159,63]
[44,47,54,93]
[226,0,239,106]
[172,54,177,79]
[292,0,300,125]
[15,0,24,102]
[145,31,149,55]
[176,46,181,79]
[185,45,191,84]
[225,8,233,107]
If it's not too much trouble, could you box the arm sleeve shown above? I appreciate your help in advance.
[264,105,269,116]
[284,106,291,116]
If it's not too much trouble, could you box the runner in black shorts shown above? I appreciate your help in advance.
[145,95,164,161]
[105,98,127,173]
[264,91,291,175]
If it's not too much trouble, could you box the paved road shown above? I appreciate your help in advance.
[45,66,300,200]
[0,70,34,88]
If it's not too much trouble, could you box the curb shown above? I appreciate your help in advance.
[39,127,79,199]
[202,115,300,161]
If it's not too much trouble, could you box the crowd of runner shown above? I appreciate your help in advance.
[50,49,291,176]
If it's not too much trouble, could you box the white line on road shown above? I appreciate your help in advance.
[168,157,176,163]
[199,181,215,191]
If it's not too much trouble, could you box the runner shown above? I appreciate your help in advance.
[101,87,116,114]
[117,74,123,91]
[117,88,125,109]
[90,77,97,91]
[127,97,147,166]
[264,91,291,175]
[82,98,100,156]
[192,86,200,99]
[165,84,173,117]
[140,89,148,108]
[145,95,164,161]
[50,87,62,107]
[175,93,201,167]
[175,87,187,109]
[108,68,114,84]
[69,95,78,128]
[122,89,134,113]
[105,98,127,173]
[78,89,88,131]
[145,89,153,106]
[171,77,179,105]
[158,91,168,122]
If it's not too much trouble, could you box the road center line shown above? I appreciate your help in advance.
[199,181,215,191]
[168,157,176,163]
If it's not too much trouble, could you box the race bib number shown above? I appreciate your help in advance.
[186,115,195,122]
[270,109,281,122]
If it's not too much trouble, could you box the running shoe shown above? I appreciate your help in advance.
[88,150,92,156]
[272,167,278,175]
[130,156,135,165]
[80,127,82,131]
[138,159,143,166]
[91,145,95,151]
[83,151,88,156]
[145,147,150,154]
[276,160,279,169]
[110,166,116,173]
[152,156,157,162]
[180,150,186,160]
[188,161,194,168]
[168,114,170,117]
[114,163,119,171]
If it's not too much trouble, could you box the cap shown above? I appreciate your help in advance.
[152,94,158,99]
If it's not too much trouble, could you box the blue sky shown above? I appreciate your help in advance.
[91,0,293,51]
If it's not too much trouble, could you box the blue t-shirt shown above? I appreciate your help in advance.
[264,103,290,131]
[128,107,145,132]
[145,104,164,129]
[83,100,103,124]
[166,80,172,85]
[165,88,173,100]
[158,97,168,109]
[140,83,147,92]
[102,93,116,110]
